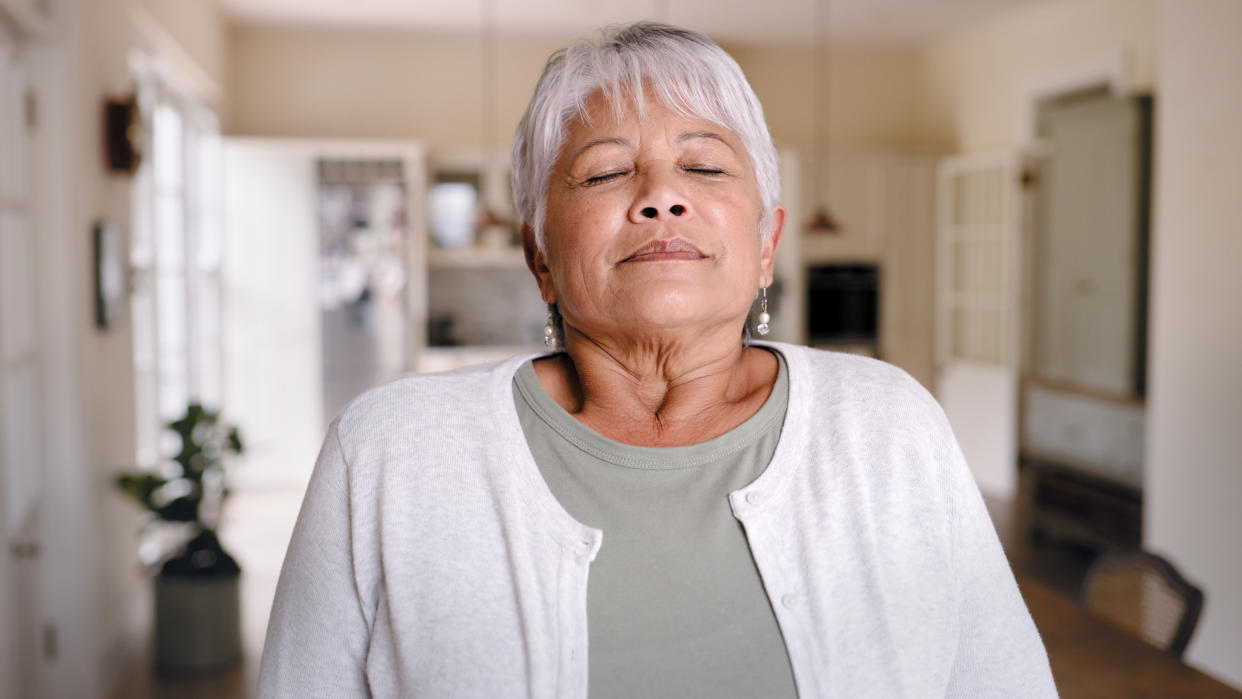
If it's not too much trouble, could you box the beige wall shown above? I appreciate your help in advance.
[922,0,1241,686]
[920,0,1155,151]
[139,0,227,92]
[69,0,227,693]
[725,43,925,150]
[1145,0,1242,688]
[226,25,563,148]
[225,24,927,153]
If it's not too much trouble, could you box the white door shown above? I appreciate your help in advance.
[0,35,45,699]
[935,152,1025,499]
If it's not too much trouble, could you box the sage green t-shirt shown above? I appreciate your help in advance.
[512,351,796,699]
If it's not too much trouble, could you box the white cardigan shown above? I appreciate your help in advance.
[259,343,1057,698]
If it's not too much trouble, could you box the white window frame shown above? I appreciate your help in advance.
[129,53,223,469]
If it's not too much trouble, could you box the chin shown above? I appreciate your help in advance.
[622,286,745,331]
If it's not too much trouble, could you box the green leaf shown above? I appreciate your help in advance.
[114,401,245,529]
[114,473,167,511]
[226,426,244,454]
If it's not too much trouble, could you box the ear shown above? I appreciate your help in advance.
[759,205,786,287]
[520,222,557,305]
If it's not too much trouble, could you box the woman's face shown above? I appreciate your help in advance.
[528,89,784,345]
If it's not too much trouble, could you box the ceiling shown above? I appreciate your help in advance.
[217,0,1054,46]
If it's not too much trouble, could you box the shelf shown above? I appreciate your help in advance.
[1021,448,1142,492]
[427,245,527,270]
[1022,457,1142,550]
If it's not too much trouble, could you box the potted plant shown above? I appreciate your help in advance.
[115,402,245,674]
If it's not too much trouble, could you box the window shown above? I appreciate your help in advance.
[130,61,223,469]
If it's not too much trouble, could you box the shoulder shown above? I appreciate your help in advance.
[769,343,961,481]
[770,342,942,423]
[332,354,532,451]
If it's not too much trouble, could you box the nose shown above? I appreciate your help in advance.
[639,204,686,218]
[629,167,690,223]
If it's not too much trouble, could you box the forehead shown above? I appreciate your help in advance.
[563,86,739,149]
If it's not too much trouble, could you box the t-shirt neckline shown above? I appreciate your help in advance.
[511,350,789,471]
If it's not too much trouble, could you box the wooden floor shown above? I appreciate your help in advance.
[111,481,1098,699]
[984,487,1100,599]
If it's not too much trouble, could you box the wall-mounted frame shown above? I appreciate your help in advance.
[94,219,124,329]
[103,94,143,174]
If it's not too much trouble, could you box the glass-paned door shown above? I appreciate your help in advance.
[0,35,45,699]
[935,151,1024,498]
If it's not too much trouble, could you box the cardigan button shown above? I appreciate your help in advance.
[745,491,762,505]
[781,593,797,609]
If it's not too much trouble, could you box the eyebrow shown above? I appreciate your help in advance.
[676,130,736,152]
[568,130,737,163]
[569,137,631,162]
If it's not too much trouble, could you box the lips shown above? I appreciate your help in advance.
[621,238,706,263]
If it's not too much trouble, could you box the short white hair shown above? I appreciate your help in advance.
[511,22,780,251]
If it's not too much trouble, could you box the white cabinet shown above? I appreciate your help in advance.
[1024,383,1144,488]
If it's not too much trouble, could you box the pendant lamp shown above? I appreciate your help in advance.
[476,0,512,240]
[806,0,840,232]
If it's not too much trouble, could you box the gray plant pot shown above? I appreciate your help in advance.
[154,573,242,674]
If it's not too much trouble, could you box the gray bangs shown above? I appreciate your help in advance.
[512,22,781,251]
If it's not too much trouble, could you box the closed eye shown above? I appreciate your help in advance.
[685,166,726,176]
[583,171,628,185]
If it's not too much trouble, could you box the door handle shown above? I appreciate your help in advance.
[9,541,41,559]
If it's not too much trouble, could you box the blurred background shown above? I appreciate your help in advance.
[1,0,1239,696]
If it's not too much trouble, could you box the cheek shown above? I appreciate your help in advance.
[702,202,764,264]
[543,225,603,298]
[548,197,623,255]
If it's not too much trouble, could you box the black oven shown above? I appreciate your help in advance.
[806,263,879,353]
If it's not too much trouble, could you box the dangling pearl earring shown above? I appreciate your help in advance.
[756,287,771,336]
[544,309,557,348]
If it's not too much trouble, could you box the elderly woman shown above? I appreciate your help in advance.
[260,22,1055,698]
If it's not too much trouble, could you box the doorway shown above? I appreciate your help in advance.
[221,139,426,488]
[1021,89,1152,550]
[317,158,411,421]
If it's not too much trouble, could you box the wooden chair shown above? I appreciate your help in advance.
[1079,550,1204,659]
